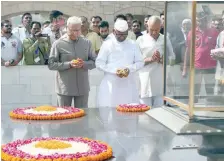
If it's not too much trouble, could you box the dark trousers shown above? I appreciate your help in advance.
[57,94,89,108]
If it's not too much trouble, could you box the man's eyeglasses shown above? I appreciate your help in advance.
[4,25,12,28]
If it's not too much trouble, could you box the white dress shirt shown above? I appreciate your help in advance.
[12,26,30,43]
[42,25,66,44]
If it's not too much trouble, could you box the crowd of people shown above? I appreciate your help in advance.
[1,11,166,66]
[1,9,224,108]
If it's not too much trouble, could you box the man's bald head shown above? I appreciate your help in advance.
[147,16,162,39]
[147,16,162,27]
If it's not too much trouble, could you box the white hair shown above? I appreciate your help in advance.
[182,19,192,25]
[147,16,162,25]
[67,16,82,26]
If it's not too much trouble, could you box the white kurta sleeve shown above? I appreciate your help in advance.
[125,43,144,73]
[95,42,116,74]
[12,27,19,39]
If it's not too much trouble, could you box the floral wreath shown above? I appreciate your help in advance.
[9,106,85,120]
[1,137,113,161]
[116,104,150,112]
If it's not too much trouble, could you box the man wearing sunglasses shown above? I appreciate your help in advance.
[1,20,22,67]
[96,19,144,107]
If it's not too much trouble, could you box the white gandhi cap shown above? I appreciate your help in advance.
[114,19,128,32]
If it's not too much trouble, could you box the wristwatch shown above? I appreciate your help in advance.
[9,59,15,65]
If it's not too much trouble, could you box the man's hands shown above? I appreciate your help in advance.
[116,68,130,78]
[210,48,224,60]
[4,61,10,67]
[4,59,18,67]
[34,32,42,41]
[144,50,161,64]
[182,66,188,77]
[70,58,84,68]
[152,50,161,62]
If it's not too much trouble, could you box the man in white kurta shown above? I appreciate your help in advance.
[211,30,224,95]
[96,19,144,107]
[137,16,175,108]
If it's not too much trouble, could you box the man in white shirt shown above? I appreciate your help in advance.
[211,30,224,95]
[141,15,151,35]
[181,19,192,41]
[1,20,22,66]
[137,16,175,108]
[96,19,144,107]
[42,10,66,44]
[12,13,32,42]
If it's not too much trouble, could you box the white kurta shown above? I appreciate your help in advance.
[136,34,166,98]
[215,30,224,81]
[12,26,30,43]
[96,37,144,107]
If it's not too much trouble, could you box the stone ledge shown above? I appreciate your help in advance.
[1,66,102,107]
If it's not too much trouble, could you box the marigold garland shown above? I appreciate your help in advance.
[1,137,113,161]
[10,117,82,125]
[116,104,151,112]
[9,106,85,120]
[34,106,57,111]
[34,140,72,149]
